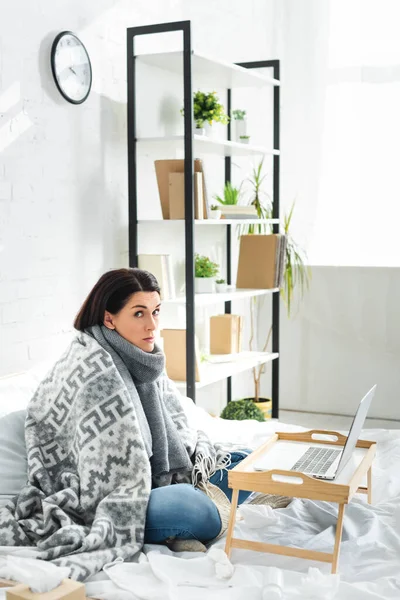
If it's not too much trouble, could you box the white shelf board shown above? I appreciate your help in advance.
[174,351,279,389]
[138,218,279,226]
[137,51,280,88]
[163,288,279,307]
[137,135,279,157]
[194,218,279,226]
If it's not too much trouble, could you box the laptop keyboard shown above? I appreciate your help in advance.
[291,447,341,476]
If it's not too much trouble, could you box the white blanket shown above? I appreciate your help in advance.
[1,400,400,599]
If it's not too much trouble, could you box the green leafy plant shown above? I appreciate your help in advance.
[210,204,220,211]
[216,278,226,284]
[194,253,219,278]
[282,202,311,317]
[238,158,272,236]
[214,182,242,206]
[232,109,246,120]
[249,201,311,401]
[239,135,250,140]
[188,91,230,128]
[220,399,265,422]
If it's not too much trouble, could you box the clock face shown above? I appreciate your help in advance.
[51,32,92,104]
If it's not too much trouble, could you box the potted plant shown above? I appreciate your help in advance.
[239,135,251,144]
[238,158,272,236]
[232,108,247,142]
[194,253,219,293]
[181,91,229,137]
[245,202,311,417]
[214,182,256,218]
[220,398,265,422]
[209,204,222,220]
[215,278,227,293]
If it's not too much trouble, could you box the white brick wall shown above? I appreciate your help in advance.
[0,0,279,382]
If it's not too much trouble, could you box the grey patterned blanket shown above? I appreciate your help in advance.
[0,333,226,581]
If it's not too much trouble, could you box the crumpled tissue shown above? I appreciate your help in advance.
[207,548,234,580]
[301,567,340,599]
[0,556,70,593]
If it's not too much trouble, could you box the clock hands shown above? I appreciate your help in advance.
[69,67,77,76]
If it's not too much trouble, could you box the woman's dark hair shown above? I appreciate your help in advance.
[74,268,161,331]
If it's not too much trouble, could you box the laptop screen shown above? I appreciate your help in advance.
[336,385,376,475]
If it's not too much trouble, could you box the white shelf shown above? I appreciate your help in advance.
[194,218,279,226]
[138,218,279,226]
[137,135,279,157]
[137,51,280,89]
[174,351,279,389]
[163,288,279,307]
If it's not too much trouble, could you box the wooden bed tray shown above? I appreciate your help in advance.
[225,429,376,574]
[0,578,98,599]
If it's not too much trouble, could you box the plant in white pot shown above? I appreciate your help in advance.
[215,278,228,293]
[209,204,222,219]
[181,91,229,137]
[194,253,219,293]
[232,108,247,142]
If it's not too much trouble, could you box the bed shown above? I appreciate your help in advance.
[0,365,399,600]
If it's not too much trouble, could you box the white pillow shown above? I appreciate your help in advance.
[0,361,53,417]
[0,410,28,505]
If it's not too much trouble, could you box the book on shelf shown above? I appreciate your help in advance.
[220,205,258,219]
[168,172,204,219]
[210,314,243,355]
[161,329,201,382]
[154,159,209,220]
[236,234,287,290]
[137,254,175,301]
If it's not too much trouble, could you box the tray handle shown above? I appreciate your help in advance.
[278,429,348,446]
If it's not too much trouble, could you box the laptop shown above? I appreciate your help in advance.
[254,385,376,480]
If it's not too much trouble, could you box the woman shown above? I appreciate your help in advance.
[74,267,252,550]
[0,268,252,582]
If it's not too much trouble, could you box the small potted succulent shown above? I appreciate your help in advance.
[194,253,219,293]
[232,108,247,142]
[239,135,251,144]
[209,204,222,220]
[215,278,228,293]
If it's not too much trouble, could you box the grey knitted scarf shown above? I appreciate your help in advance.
[88,325,194,483]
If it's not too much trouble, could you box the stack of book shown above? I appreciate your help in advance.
[137,254,176,301]
[236,234,287,289]
[219,205,258,219]
[154,159,209,219]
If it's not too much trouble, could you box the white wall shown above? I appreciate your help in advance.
[0,0,281,416]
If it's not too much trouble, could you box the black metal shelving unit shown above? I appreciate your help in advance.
[127,21,280,418]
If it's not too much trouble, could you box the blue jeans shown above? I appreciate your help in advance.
[144,450,252,544]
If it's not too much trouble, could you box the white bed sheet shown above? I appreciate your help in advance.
[0,398,399,599]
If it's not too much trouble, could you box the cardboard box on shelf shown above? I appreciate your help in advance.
[210,314,242,355]
[168,172,204,219]
[161,329,201,382]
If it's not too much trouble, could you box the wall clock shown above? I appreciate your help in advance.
[51,31,92,104]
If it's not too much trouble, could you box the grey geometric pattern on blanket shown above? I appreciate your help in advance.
[0,334,152,582]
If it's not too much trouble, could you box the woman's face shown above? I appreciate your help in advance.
[104,291,161,352]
